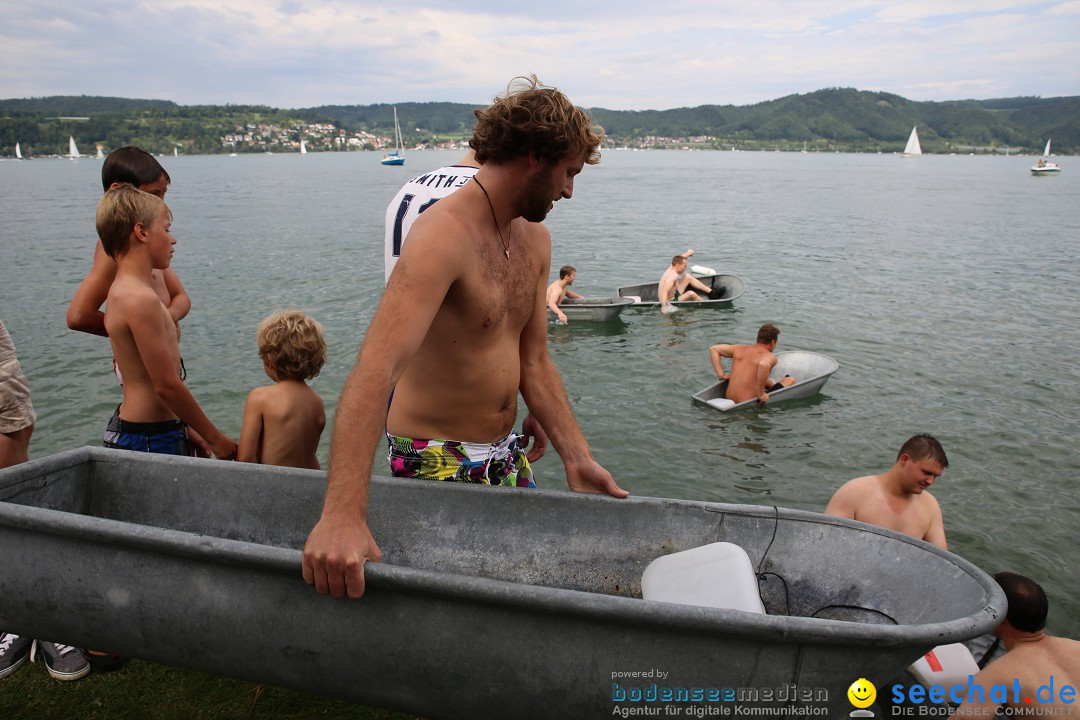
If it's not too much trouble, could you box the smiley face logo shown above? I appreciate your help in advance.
[847,678,876,708]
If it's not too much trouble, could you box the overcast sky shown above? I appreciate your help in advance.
[2,0,1078,110]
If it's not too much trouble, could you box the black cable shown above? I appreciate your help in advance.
[758,571,791,615]
[809,604,899,624]
[756,505,781,574]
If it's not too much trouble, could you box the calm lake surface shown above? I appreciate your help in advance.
[1,149,1077,635]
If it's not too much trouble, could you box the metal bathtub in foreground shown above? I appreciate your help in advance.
[0,448,1002,719]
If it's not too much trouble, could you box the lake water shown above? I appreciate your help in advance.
[1,149,1077,636]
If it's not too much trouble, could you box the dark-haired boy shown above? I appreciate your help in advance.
[67,146,190,338]
[825,434,948,549]
[955,573,1080,716]
[98,184,235,460]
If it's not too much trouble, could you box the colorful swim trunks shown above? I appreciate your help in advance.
[103,408,191,456]
[386,431,536,488]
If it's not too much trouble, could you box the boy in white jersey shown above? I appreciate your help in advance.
[384,151,480,281]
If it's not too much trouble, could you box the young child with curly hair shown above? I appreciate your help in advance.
[239,310,327,469]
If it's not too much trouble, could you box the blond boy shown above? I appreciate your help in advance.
[238,311,327,469]
[98,184,236,459]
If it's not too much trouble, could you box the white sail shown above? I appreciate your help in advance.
[1031,138,1062,174]
[96,145,104,160]
[903,126,922,156]
[380,106,406,165]
[300,138,307,154]
[69,136,81,159]
[15,142,22,160]
[174,146,179,157]
[396,107,404,154]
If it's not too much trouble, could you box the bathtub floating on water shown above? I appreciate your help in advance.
[617,273,746,308]
[549,296,635,322]
[0,447,1002,718]
[692,350,840,412]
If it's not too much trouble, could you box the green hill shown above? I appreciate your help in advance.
[1,89,1075,156]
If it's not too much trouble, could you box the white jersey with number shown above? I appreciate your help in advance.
[383,164,479,281]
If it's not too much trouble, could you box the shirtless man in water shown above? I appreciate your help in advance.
[708,323,796,404]
[825,434,948,549]
[658,250,715,310]
[303,76,628,600]
[546,265,582,324]
[955,573,1080,716]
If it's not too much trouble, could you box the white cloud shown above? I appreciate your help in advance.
[0,0,1076,108]
[1047,0,1080,14]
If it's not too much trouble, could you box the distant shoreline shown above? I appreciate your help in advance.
[2,89,1075,158]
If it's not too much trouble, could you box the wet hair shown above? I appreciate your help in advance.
[470,75,604,166]
[256,310,327,381]
[994,572,1048,633]
[671,255,687,267]
[96,183,168,259]
[897,434,949,468]
[756,323,780,345]
[559,265,576,279]
[102,146,170,191]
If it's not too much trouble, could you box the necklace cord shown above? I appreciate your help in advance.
[472,177,511,259]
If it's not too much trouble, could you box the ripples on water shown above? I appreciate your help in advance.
[1,150,1077,634]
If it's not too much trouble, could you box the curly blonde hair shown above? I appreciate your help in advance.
[256,310,327,381]
[470,75,604,166]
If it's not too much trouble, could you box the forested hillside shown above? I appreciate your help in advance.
[1,89,1075,157]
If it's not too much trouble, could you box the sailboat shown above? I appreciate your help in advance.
[15,142,22,160]
[1030,138,1061,176]
[380,107,405,166]
[96,145,104,160]
[901,126,922,157]
[300,138,308,155]
[68,136,81,159]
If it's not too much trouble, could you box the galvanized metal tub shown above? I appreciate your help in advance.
[692,351,841,412]
[549,296,635,322]
[617,273,746,307]
[0,447,1001,719]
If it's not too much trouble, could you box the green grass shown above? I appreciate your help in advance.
[1,658,425,720]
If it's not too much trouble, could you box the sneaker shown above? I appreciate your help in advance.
[0,632,33,679]
[84,649,127,672]
[30,640,90,681]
